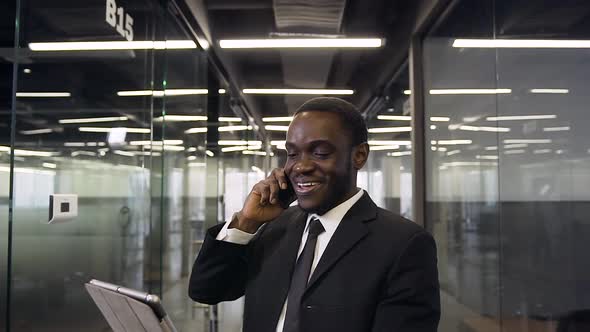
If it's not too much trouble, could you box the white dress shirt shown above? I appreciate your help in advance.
[216,189,365,332]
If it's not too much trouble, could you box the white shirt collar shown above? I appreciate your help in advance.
[305,188,365,234]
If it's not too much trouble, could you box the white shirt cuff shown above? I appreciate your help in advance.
[215,219,260,245]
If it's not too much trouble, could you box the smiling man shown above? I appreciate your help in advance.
[189,97,440,332]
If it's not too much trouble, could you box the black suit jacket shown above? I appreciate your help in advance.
[189,193,440,332]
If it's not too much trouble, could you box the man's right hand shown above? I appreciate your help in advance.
[230,168,293,233]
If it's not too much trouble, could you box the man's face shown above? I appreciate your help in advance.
[284,111,358,215]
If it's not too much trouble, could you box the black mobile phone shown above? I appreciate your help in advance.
[277,180,296,209]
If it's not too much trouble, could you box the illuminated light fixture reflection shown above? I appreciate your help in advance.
[530,89,569,94]
[476,155,499,160]
[187,147,197,153]
[442,161,498,167]
[219,38,383,49]
[486,115,556,121]
[0,146,57,157]
[430,89,511,95]
[430,125,437,130]
[543,126,570,132]
[556,149,564,154]
[144,145,185,152]
[206,150,214,157]
[431,147,437,151]
[42,162,57,169]
[377,115,411,121]
[189,162,206,167]
[219,125,252,132]
[29,40,197,51]
[23,68,31,74]
[20,128,53,135]
[504,143,528,149]
[221,145,261,152]
[65,142,86,147]
[185,127,208,134]
[60,116,128,124]
[219,89,226,94]
[370,145,400,151]
[403,90,411,95]
[251,166,263,173]
[453,39,590,49]
[484,146,498,151]
[504,149,525,155]
[79,127,150,133]
[16,92,71,97]
[437,147,448,152]
[265,125,289,131]
[129,140,183,146]
[154,115,207,122]
[368,140,412,146]
[263,116,293,122]
[503,139,551,144]
[113,150,135,157]
[243,89,353,95]
[534,149,552,154]
[447,150,461,156]
[187,156,197,161]
[218,117,242,122]
[368,127,412,133]
[243,150,274,156]
[430,140,437,145]
[430,117,450,122]
[71,151,97,157]
[458,125,510,133]
[387,151,412,157]
[219,140,262,146]
[436,140,472,145]
[117,89,208,97]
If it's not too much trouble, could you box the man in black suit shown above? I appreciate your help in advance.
[189,97,440,332]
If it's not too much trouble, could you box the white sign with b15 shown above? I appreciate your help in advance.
[105,0,134,41]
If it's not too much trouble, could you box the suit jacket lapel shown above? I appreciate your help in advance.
[305,193,378,291]
[261,209,307,329]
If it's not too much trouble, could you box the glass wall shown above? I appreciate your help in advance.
[423,1,590,331]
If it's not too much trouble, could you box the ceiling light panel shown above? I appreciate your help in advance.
[453,39,590,48]
[219,38,383,49]
[243,89,354,95]
[60,116,128,124]
[29,40,196,51]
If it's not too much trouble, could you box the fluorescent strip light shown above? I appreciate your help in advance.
[71,151,97,157]
[145,145,185,152]
[543,126,570,132]
[219,38,383,49]
[368,127,412,133]
[486,115,556,121]
[265,125,289,131]
[243,89,354,95]
[387,151,412,157]
[29,40,197,51]
[243,150,273,156]
[218,117,242,122]
[65,142,86,147]
[60,116,128,124]
[437,147,448,152]
[442,161,498,167]
[370,145,400,151]
[453,39,590,49]
[447,150,461,156]
[219,89,226,94]
[503,139,552,144]
[206,150,214,157]
[187,156,197,161]
[117,89,208,96]
[377,115,411,121]
[221,146,261,152]
[476,155,499,160]
[263,116,293,122]
[403,90,411,95]
[189,162,206,167]
[430,117,450,122]
[504,149,525,155]
[458,125,510,133]
[485,146,498,151]
[530,89,569,94]
[185,127,208,134]
[154,115,207,122]
[534,149,552,154]
[187,147,197,152]
[0,146,57,157]
[16,92,71,97]
[430,89,511,95]
[42,162,57,169]
[114,150,136,157]
[79,127,150,133]
[219,125,252,132]
[368,140,412,146]
[436,140,472,145]
[129,140,183,146]
[20,128,53,135]
[219,140,262,146]
[504,144,528,149]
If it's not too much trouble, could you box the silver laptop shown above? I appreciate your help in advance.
[85,279,178,332]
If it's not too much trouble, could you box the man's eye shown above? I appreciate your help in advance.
[314,152,330,157]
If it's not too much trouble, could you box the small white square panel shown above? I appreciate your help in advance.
[49,194,78,224]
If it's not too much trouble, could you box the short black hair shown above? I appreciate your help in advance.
[293,97,368,146]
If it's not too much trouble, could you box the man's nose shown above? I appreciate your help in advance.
[293,156,315,174]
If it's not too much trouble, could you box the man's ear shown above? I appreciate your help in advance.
[352,143,369,170]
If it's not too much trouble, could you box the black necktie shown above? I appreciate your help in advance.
[283,217,325,332]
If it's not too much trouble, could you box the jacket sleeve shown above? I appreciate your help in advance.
[188,223,253,304]
[371,230,441,332]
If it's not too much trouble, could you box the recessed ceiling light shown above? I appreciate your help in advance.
[243,89,354,95]
[154,115,207,122]
[262,117,294,122]
[486,115,556,121]
[59,116,128,124]
[530,89,569,94]
[430,89,511,95]
[219,38,383,49]
[79,127,150,133]
[29,40,197,51]
[377,115,411,121]
[453,39,590,49]
[16,92,71,97]
[368,127,412,133]
[20,128,53,135]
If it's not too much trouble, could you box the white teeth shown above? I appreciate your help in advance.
[298,182,318,187]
